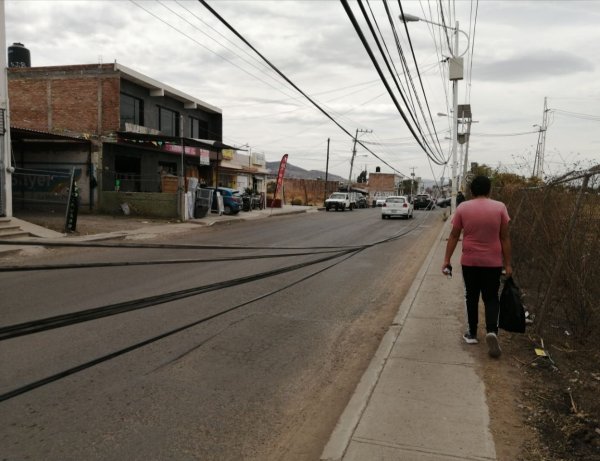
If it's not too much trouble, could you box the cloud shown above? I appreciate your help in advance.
[474,51,594,83]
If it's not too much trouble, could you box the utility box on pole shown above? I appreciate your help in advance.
[448,57,464,80]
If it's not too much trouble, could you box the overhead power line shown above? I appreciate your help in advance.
[197,0,407,176]
[340,0,445,166]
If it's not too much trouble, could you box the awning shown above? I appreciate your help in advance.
[11,126,91,144]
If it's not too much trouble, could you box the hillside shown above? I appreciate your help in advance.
[266,161,345,182]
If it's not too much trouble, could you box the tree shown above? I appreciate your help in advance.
[357,170,367,183]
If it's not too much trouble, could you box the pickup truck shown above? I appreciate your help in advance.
[413,194,435,210]
[325,192,357,211]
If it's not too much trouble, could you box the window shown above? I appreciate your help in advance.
[159,107,179,136]
[114,155,141,192]
[120,93,144,127]
[190,117,209,139]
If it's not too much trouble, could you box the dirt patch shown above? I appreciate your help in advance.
[14,210,177,236]
[480,330,600,460]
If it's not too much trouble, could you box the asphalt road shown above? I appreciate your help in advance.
[0,208,444,460]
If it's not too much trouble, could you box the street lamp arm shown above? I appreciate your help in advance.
[399,14,469,57]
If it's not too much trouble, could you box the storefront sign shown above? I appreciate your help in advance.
[221,149,234,160]
[252,152,265,166]
[163,144,210,165]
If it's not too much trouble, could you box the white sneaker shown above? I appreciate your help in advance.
[485,332,502,358]
[463,331,478,344]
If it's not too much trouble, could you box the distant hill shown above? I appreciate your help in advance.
[266,161,345,182]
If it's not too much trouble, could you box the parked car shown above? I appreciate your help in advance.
[413,194,435,210]
[356,195,368,208]
[436,196,451,208]
[212,187,242,215]
[325,192,358,211]
[381,195,414,219]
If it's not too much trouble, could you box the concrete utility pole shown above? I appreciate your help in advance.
[0,0,13,217]
[348,128,371,192]
[410,167,416,197]
[533,97,549,181]
[324,137,330,203]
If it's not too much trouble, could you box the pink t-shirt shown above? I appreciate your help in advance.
[452,198,510,267]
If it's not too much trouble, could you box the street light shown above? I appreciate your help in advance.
[400,13,469,213]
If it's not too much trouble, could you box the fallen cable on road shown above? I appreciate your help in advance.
[0,247,358,341]
[0,248,363,403]
[0,248,346,272]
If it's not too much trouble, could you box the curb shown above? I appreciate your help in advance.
[320,218,450,461]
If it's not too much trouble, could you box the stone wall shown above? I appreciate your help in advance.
[279,178,340,206]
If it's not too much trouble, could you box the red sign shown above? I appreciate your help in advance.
[272,154,288,206]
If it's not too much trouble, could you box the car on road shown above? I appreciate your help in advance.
[413,194,435,210]
[436,196,451,208]
[212,187,243,215]
[356,195,368,208]
[381,195,414,219]
[375,196,387,207]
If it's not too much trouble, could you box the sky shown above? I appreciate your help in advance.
[5,0,600,183]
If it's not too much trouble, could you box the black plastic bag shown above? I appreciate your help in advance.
[499,277,526,333]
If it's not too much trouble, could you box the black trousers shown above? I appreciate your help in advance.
[462,266,502,336]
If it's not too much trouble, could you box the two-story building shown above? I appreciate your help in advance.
[8,62,240,218]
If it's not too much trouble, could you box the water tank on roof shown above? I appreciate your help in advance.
[8,42,30,68]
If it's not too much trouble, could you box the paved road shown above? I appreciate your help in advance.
[0,208,444,460]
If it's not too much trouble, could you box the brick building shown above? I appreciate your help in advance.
[367,172,402,205]
[8,63,228,217]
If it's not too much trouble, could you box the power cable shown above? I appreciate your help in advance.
[197,0,407,176]
[340,0,445,166]
[0,248,348,273]
[0,248,358,342]
[0,215,430,402]
[394,0,445,158]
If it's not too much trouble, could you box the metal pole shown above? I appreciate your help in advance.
[324,137,330,204]
[179,115,185,220]
[0,0,13,217]
[462,120,471,190]
[450,20,459,212]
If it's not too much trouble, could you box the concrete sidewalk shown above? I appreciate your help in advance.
[321,220,496,461]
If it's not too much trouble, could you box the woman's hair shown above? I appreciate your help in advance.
[470,175,491,197]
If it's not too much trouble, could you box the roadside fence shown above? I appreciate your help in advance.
[495,165,600,346]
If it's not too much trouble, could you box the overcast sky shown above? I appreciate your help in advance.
[5,0,600,182]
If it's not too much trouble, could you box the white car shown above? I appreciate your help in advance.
[381,195,414,219]
[375,197,387,207]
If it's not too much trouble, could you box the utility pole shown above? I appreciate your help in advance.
[324,137,330,204]
[0,0,12,218]
[410,167,416,197]
[348,128,371,192]
[533,97,549,181]
[462,120,472,190]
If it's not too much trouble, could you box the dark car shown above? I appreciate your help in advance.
[212,187,242,215]
[413,194,435,210]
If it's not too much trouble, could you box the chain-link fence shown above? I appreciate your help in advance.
[494,166,600,346]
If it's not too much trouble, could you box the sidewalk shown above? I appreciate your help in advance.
[0,205,316,254]
[321,220,497,461]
